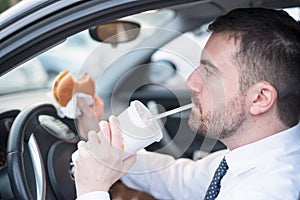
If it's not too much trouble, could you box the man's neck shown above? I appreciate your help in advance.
[222,117,288,150]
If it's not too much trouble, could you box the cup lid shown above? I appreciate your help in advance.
[128,100,163,141]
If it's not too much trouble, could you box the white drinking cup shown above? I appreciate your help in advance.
[117,100,163,158]
[72,100,163,165]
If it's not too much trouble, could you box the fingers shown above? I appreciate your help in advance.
[98,117,123,150]
[94,95,104,107]
[77,97,87,106]
[88,130,100,144]
[109,116,123,149]
[77,97,92,115]
[80,116,123,163]
[85,131,97,152]
[76,141,90,165]
[99,121,111,142]
[77,140,85,149]
[94,95,104,120]
[86,131,100,157]
[86,130,108,154]
[77,97,100,138]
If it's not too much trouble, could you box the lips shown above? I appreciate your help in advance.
[191,94,198,106]
[191,94,202,114]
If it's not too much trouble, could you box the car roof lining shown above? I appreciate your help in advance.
[170,0,300,19]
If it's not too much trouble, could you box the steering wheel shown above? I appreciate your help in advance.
[7,103,79,200]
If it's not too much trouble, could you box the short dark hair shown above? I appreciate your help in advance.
[208,7,300,127]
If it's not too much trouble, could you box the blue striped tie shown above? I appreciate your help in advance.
[204,158,228,200]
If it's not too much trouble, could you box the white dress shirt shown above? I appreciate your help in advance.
[77,122,300,200]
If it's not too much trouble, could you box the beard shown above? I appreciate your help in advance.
[189,94,246,140]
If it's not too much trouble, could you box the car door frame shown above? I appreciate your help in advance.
[0,0,199,76]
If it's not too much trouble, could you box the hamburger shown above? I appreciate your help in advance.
[53,71,95,106]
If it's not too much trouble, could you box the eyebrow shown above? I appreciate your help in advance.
[200,59,222,75]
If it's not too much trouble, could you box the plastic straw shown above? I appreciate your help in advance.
[150,103,194,120]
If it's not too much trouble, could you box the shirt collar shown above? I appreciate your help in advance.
[225,122,300,176]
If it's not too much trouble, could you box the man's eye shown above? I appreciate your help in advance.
[204,67,214,77]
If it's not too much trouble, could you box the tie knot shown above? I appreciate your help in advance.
[218,158,228,172]
[214,158,228,181]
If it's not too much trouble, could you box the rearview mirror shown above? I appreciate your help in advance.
[89,21,140,44]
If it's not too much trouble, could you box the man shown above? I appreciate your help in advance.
[74,8,300,200]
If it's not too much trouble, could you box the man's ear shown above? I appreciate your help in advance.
[248,82,277,115]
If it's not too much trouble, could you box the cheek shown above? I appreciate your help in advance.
[207,80,226,109]
[199,76,226,112]
[187,70,225,111]
[193,87,213,113]
[223,69,240,97]
[223,83,241,109]
[201,90,212,109]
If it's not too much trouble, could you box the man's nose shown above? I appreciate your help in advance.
[185,69,202,93]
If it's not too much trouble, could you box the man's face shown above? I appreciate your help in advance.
[186,32,247,140]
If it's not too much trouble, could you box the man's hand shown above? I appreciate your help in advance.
[76,95,104,140]
[74,116,136,197]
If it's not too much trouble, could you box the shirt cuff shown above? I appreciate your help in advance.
[76,191,110,200]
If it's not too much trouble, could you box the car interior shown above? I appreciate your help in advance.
[0,0,299,199]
